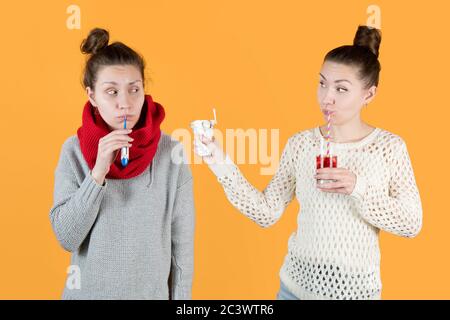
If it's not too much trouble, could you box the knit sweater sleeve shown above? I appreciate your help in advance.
[350,139,423,238]
[208,138,296,228]
[49,139,106,252]
[170,150,195,300]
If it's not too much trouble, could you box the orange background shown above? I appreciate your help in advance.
[0,0,448,299]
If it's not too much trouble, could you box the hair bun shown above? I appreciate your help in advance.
[80,28,109,55]
[353,25,382,58]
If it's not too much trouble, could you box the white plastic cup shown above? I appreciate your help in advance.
[191,120,215,157]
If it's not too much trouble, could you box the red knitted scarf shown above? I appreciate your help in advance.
[77,95,165,179]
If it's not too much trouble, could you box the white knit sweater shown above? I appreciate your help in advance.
[207,127,422,300]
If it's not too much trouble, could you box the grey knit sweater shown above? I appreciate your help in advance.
[49,132,194,300]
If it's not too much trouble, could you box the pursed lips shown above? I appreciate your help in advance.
[322,109,336,116]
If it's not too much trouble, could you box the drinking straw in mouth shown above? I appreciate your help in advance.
[326,111,331,157]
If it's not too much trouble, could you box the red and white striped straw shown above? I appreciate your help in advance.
[326,111,331,156]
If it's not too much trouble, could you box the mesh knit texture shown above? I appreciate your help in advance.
[213,127,422,300]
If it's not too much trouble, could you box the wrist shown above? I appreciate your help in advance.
[208,154,236,178]
[91,167,106,186]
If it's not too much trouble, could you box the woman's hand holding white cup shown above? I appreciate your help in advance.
[194,135,227,165]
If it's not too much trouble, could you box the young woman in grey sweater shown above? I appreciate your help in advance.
[49,28,195,300]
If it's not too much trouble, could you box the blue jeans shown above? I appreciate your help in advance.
[276,280,299,300]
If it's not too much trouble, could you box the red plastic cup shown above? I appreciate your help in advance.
[316,155,337,169]
[316,154,338,184]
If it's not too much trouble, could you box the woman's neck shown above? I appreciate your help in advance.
[320,120,375,143]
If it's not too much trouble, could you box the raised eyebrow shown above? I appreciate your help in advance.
[101,80,142,86]
[319,74,352,85]
[335,79,352,85]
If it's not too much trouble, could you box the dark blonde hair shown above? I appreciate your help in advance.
[80,28,146,90]
[324,25,382,89]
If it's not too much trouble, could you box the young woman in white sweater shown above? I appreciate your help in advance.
[194,25,422,300]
